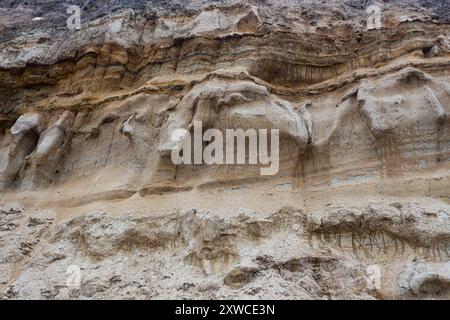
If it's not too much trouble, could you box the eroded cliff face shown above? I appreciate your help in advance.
[0,0,449,299]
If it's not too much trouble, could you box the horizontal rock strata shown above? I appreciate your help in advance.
[0,0,449,299]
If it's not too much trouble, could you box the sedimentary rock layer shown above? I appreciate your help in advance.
[0,0,449,299]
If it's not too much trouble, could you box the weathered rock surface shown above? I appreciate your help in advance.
[0,0,449,299]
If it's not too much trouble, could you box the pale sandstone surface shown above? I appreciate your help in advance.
[0,0,449,299]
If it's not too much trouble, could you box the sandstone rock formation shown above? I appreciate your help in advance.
[0,0,449,299]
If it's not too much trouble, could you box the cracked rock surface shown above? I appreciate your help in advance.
[0,0,449,299]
